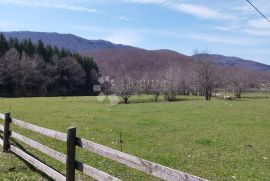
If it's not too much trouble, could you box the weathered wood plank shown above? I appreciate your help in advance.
[10,131,66,163]
[11,118,67,142]
[5,113,207,181]
[66,127,76,181]
[3,113,11,152]
[10,145,66,181]
[0,124,4,132]
[0,113,4,120]
[75,161,121,181]
[76,138,208,181]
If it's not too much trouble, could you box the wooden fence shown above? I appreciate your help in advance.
[0,112,208,181]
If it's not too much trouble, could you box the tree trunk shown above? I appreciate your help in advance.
[124,97,128,104]
[235,88,241,98]
[205,88,210,101]
[154,93,159,102]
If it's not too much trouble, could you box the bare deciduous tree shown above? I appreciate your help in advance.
[55,57,86,95]
[112,65,135,104]
[193,51,217,100]
[0,36,100,97]
[164,63,179,101]
[228,68,249,98]
[113,76,135,104]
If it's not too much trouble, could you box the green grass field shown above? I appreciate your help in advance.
[0,94,270,180]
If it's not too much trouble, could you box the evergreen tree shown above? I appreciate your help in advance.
[8,37,22,53]
[79,57,100,94]
[45,45,53,62]
[0,37,100,97]
[0,33,8,56]
[22,39,35,56]
[36,40,47,61]
[53,46,60,56]
[8,37,15,48]
[60,48,69,58]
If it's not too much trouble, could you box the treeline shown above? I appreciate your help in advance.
[0,33,100,97]
[109,52,270,104]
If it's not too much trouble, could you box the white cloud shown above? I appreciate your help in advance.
[127,0,270,40]
[215,25,240,31]
[127,0,236,20]
[242,18,270,37]
[0,0,99,13]
[235,0,270,15]
[247,18,270,30]
[75,25,186,41]
[189,34,265,46]
[75,25,143,45]
[170,3,236,20]
[243,29,270,37]
[214,14,270,38]
[76,24,267,47]
[0,0,133,22]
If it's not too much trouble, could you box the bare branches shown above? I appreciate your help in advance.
[193,51,217,100]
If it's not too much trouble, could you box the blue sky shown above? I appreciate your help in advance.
[0,0,269,64]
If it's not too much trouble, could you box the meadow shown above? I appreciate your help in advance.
[0,93,270,180]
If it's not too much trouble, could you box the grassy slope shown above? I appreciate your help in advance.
[0,94,270,180]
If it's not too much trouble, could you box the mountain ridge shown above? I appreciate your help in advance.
[2,31,270,73]
[2,31,128,52]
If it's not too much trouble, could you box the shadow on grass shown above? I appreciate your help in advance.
[119,97,201,104]
[6,137,56,181]
[242,96,270,99]
[213,97,247,101]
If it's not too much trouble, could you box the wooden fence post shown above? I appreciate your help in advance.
[66,127,76,181]
[3,112,11,152]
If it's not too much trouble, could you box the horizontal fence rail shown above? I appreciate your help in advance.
[11,118,67,142]
[5,130,120,181]
[75,161,121,181]
[76,138,206,181]
[10,131,67,164]
[0,113,208,181]
[0,113,4,120]
[0,124,3,132]
[10,145,66,181]
[0,133,66,181]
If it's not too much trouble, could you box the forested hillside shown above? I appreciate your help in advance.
[0,33,99,97]
[1,31,270,99]
[3,31,125,52]
[3,31,270,74]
